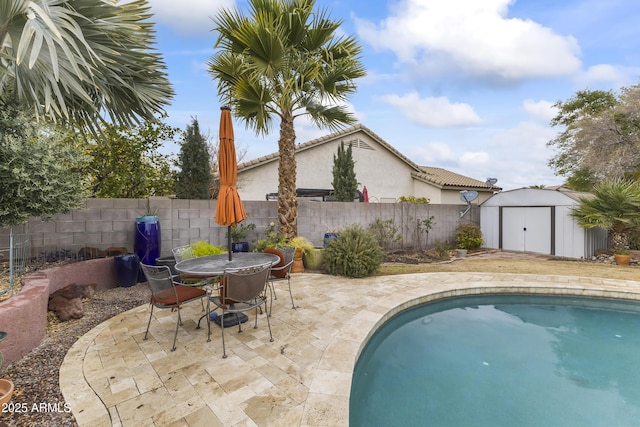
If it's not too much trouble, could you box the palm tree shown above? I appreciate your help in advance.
[209,0,366,239]
[570,178,640,251]
[0,0,174,133]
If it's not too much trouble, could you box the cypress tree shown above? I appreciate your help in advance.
[176,118,212,199]
[332,142,358,201]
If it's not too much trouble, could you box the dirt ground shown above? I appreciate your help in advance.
[380,249,640,282]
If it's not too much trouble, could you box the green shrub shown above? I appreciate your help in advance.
[455,223,484,250]
[398,195,430,204]
[431,239,452,258]
[323,224,384,278]
[190,240,226,257]
[368,218,402,251]
[254,221,288,251]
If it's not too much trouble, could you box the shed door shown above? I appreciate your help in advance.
[501,207,552,254]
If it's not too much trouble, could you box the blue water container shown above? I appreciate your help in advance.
[135,215,160,282]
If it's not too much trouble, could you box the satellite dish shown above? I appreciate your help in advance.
[460,190,479,203]
[485,177,498,186]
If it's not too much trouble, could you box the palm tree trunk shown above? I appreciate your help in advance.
[609,229,630,251]
[277,112,298,239]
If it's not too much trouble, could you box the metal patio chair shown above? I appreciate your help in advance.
[140,263,207,351]
[263,246,296,314]
[206,263,274,358]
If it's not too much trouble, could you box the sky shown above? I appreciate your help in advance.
[144,0,640,191]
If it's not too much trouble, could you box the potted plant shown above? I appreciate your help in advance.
[0,331,14,405]
[135,197,161,266]
[614,250,631,266]
[288,236,315,273]
[322,222,341,246]
[228,221,256,252]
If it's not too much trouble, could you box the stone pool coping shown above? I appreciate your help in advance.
[59,272,640,426]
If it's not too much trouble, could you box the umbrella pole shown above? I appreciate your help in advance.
[228,225,232,261]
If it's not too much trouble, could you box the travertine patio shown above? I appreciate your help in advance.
[60,272,640,426]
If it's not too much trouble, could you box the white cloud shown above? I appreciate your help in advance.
[381,92,482,127]
[460,151,490,165]
[522,99,557,122]
[411,142,457,164]
[355,0,582,83]
[147,0,234,34]
[576,64,639,88]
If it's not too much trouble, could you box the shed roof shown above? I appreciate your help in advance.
[481,187,593,207]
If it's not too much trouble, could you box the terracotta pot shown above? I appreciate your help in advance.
[615,254,631,266]
[0,379,14,405]
[291,258,304,273]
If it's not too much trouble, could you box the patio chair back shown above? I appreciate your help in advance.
[206,263,274,357]
[172,245,194,263]
[223,263,271,304]
[263,246,296,311]
[140,263,206,351]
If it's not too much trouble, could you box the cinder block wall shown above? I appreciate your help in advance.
[0,198,480,258]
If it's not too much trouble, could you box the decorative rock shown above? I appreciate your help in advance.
[48,283,97,321]
[49,297,84,321]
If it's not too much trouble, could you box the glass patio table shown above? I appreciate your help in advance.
[174,252,279,276]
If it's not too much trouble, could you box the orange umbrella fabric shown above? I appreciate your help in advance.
[215,107,246,257]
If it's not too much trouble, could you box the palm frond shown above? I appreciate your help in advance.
[1,0,173,133]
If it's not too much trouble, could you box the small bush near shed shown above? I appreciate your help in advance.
[455,223,484,250]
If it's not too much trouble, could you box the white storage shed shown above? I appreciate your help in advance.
[480,188,608,259]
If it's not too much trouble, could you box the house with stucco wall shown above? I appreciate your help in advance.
[236,124,499,203]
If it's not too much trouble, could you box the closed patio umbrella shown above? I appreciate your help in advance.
[215,106,246,260]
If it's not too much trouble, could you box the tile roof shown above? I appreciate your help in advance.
[413,167,500,191]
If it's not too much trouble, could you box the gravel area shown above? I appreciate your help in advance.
[0,283,151,427]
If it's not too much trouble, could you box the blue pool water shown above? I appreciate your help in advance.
[350,295,640,427]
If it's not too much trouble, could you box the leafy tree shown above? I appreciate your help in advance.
[209,0,366,239]
[0,98,89,228]
[548,86,640,189]
[85,121,179,198]
[564,166,599,192]
[570,178,640,251]
[175,118,213,199]
[332,142,358,201]
[0,0,173,133]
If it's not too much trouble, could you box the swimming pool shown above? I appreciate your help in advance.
[350,294,640,426]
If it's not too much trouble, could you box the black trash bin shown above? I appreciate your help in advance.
[155,256,177,275]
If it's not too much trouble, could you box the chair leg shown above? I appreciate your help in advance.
[267,281,275,316]
[206,299,212,342]
[287,278,296,309]
[237,313,243,333]
[171,308,180,352]
[196,311,208,329]
[144,305,154,340]
[264,301,274,343]
[221,311,227,358]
